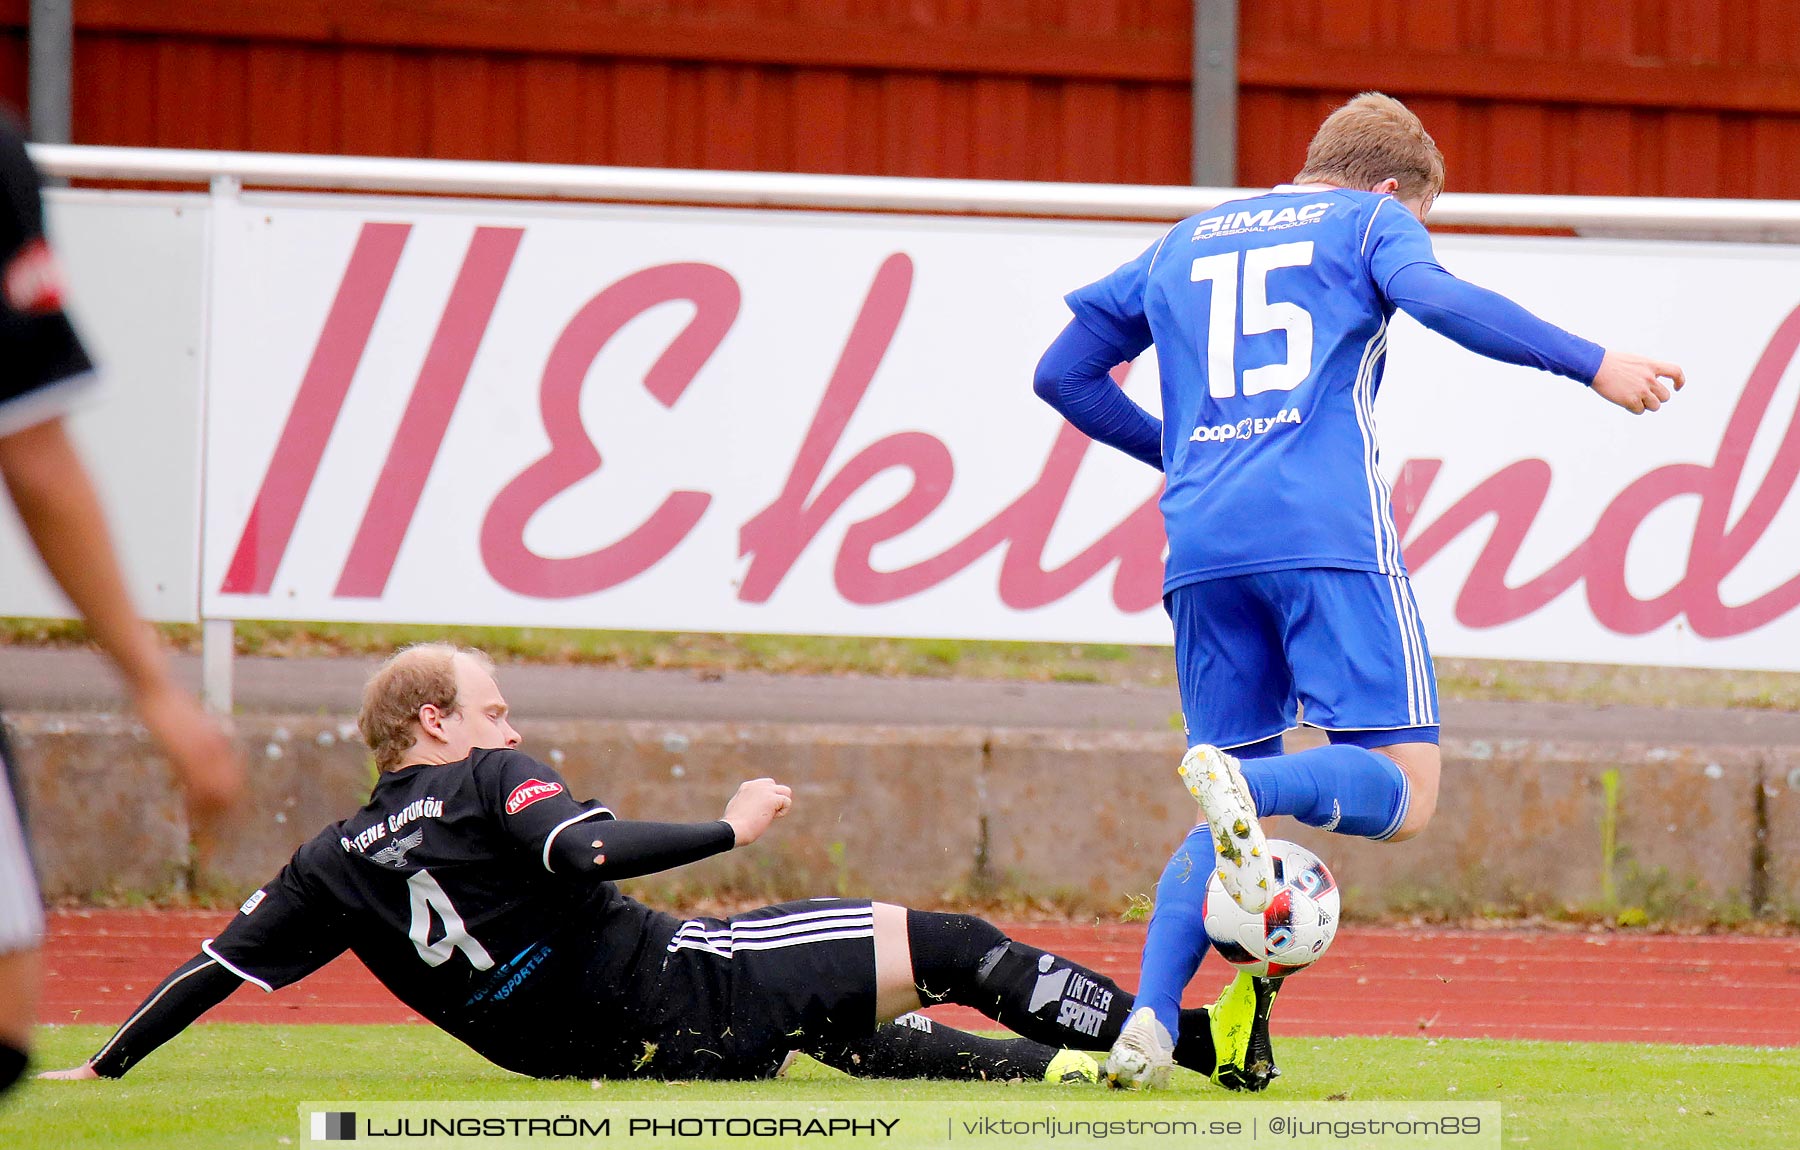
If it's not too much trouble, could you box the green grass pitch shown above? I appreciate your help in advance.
[6,1024,1795,1149]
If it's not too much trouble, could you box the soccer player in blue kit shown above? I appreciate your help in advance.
[1033,93,1684,1089]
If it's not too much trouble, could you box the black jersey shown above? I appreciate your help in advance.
[0,111,93,429]
[205,748,684,1072]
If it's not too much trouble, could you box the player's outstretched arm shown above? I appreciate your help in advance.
[1590,350,1685,414]
[486,753,786,877]
[1384,263,1608,385]
[541,782,791,875]
[547,776,796,876]
[37,953,244,1080]
[0,417,244,818]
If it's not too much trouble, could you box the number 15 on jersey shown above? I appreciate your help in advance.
[1191,240,1316,399]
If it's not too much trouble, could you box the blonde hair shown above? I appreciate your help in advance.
[1295,92,1445,204]
[358,643,495,771]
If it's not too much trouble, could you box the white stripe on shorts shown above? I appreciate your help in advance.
[667,905,876,959]
[1382,574,1421,726]
[672,904,875,940]
[1387,573,1436,725]
[670,916,878,949]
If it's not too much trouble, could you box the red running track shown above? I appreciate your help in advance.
[39,910,1800,1047]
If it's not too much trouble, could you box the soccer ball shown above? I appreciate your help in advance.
[1202,839,1340,977]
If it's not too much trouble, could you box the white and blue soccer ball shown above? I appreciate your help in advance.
[1202,839,1340,977]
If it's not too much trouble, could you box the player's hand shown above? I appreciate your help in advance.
[37,1062,100,1080]
[721,777,793,846]
[132,682,246,820]
[1592,351,1685,414]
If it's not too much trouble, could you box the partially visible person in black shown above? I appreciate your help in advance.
[0,110,243,1099]
[42,644,1274,1088]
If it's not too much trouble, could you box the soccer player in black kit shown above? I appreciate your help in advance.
[43,644,1276,1088]
[0,112,242,1098]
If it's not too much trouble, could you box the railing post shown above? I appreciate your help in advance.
[197,173,240,716]
[27,0,73,146]
[201,618,234,715]
[1191,0,1239,188]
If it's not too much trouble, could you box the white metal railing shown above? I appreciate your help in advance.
[27,143,1800,710]
[28,143,1800,237]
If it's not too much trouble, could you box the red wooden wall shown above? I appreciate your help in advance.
[0,1,1193,185]
[3,1,1800,197]
[1239,1,1800,198]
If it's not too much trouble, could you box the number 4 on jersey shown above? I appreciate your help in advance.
[1191,240,1316,398]
[407,869,495,970]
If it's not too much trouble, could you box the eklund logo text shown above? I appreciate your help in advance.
[207,214,1800,661]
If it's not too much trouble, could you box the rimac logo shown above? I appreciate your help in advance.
[1194,202,1330,240]
[1190,408,1303,444]
[506,779,563,815]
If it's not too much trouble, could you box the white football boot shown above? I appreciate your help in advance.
[1178,744,1274,913]
[1104,1007,1175,1090]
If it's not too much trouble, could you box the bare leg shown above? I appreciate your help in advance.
[0,945,38,1092]
[0,946,37,1050]
[871,902,923,1022]
[1373,741,1440,841]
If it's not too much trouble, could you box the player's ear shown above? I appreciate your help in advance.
[1372,177,1401,195]
[417,703,445,740]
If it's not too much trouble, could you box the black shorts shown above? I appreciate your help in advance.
[0,114,93,423]
[629,898,879,1080]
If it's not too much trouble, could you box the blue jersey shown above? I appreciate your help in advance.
[1067,186,1441,592]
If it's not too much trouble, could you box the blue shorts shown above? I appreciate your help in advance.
[1166,568,1439,751]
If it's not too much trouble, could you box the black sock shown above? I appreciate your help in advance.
[1173,1010,1216,1073]
[905,909,1224,1074]
[905,910,1008,1003]
[0,1041,27,1096]
[907,910,1133,1052]
[807,1013,1062,1082]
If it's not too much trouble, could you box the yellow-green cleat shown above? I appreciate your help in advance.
[1045,1049,1101,1085]
[1205,970,1258,1088]
[1211,972,1282,1092]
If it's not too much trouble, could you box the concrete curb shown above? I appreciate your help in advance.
[12,712,1798,921]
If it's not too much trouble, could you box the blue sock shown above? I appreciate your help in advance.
[1135,823,1216,1043]
[1239,744,1411,840]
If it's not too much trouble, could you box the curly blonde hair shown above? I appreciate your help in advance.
[357,643,495,771]
[1295,92,1445,205]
